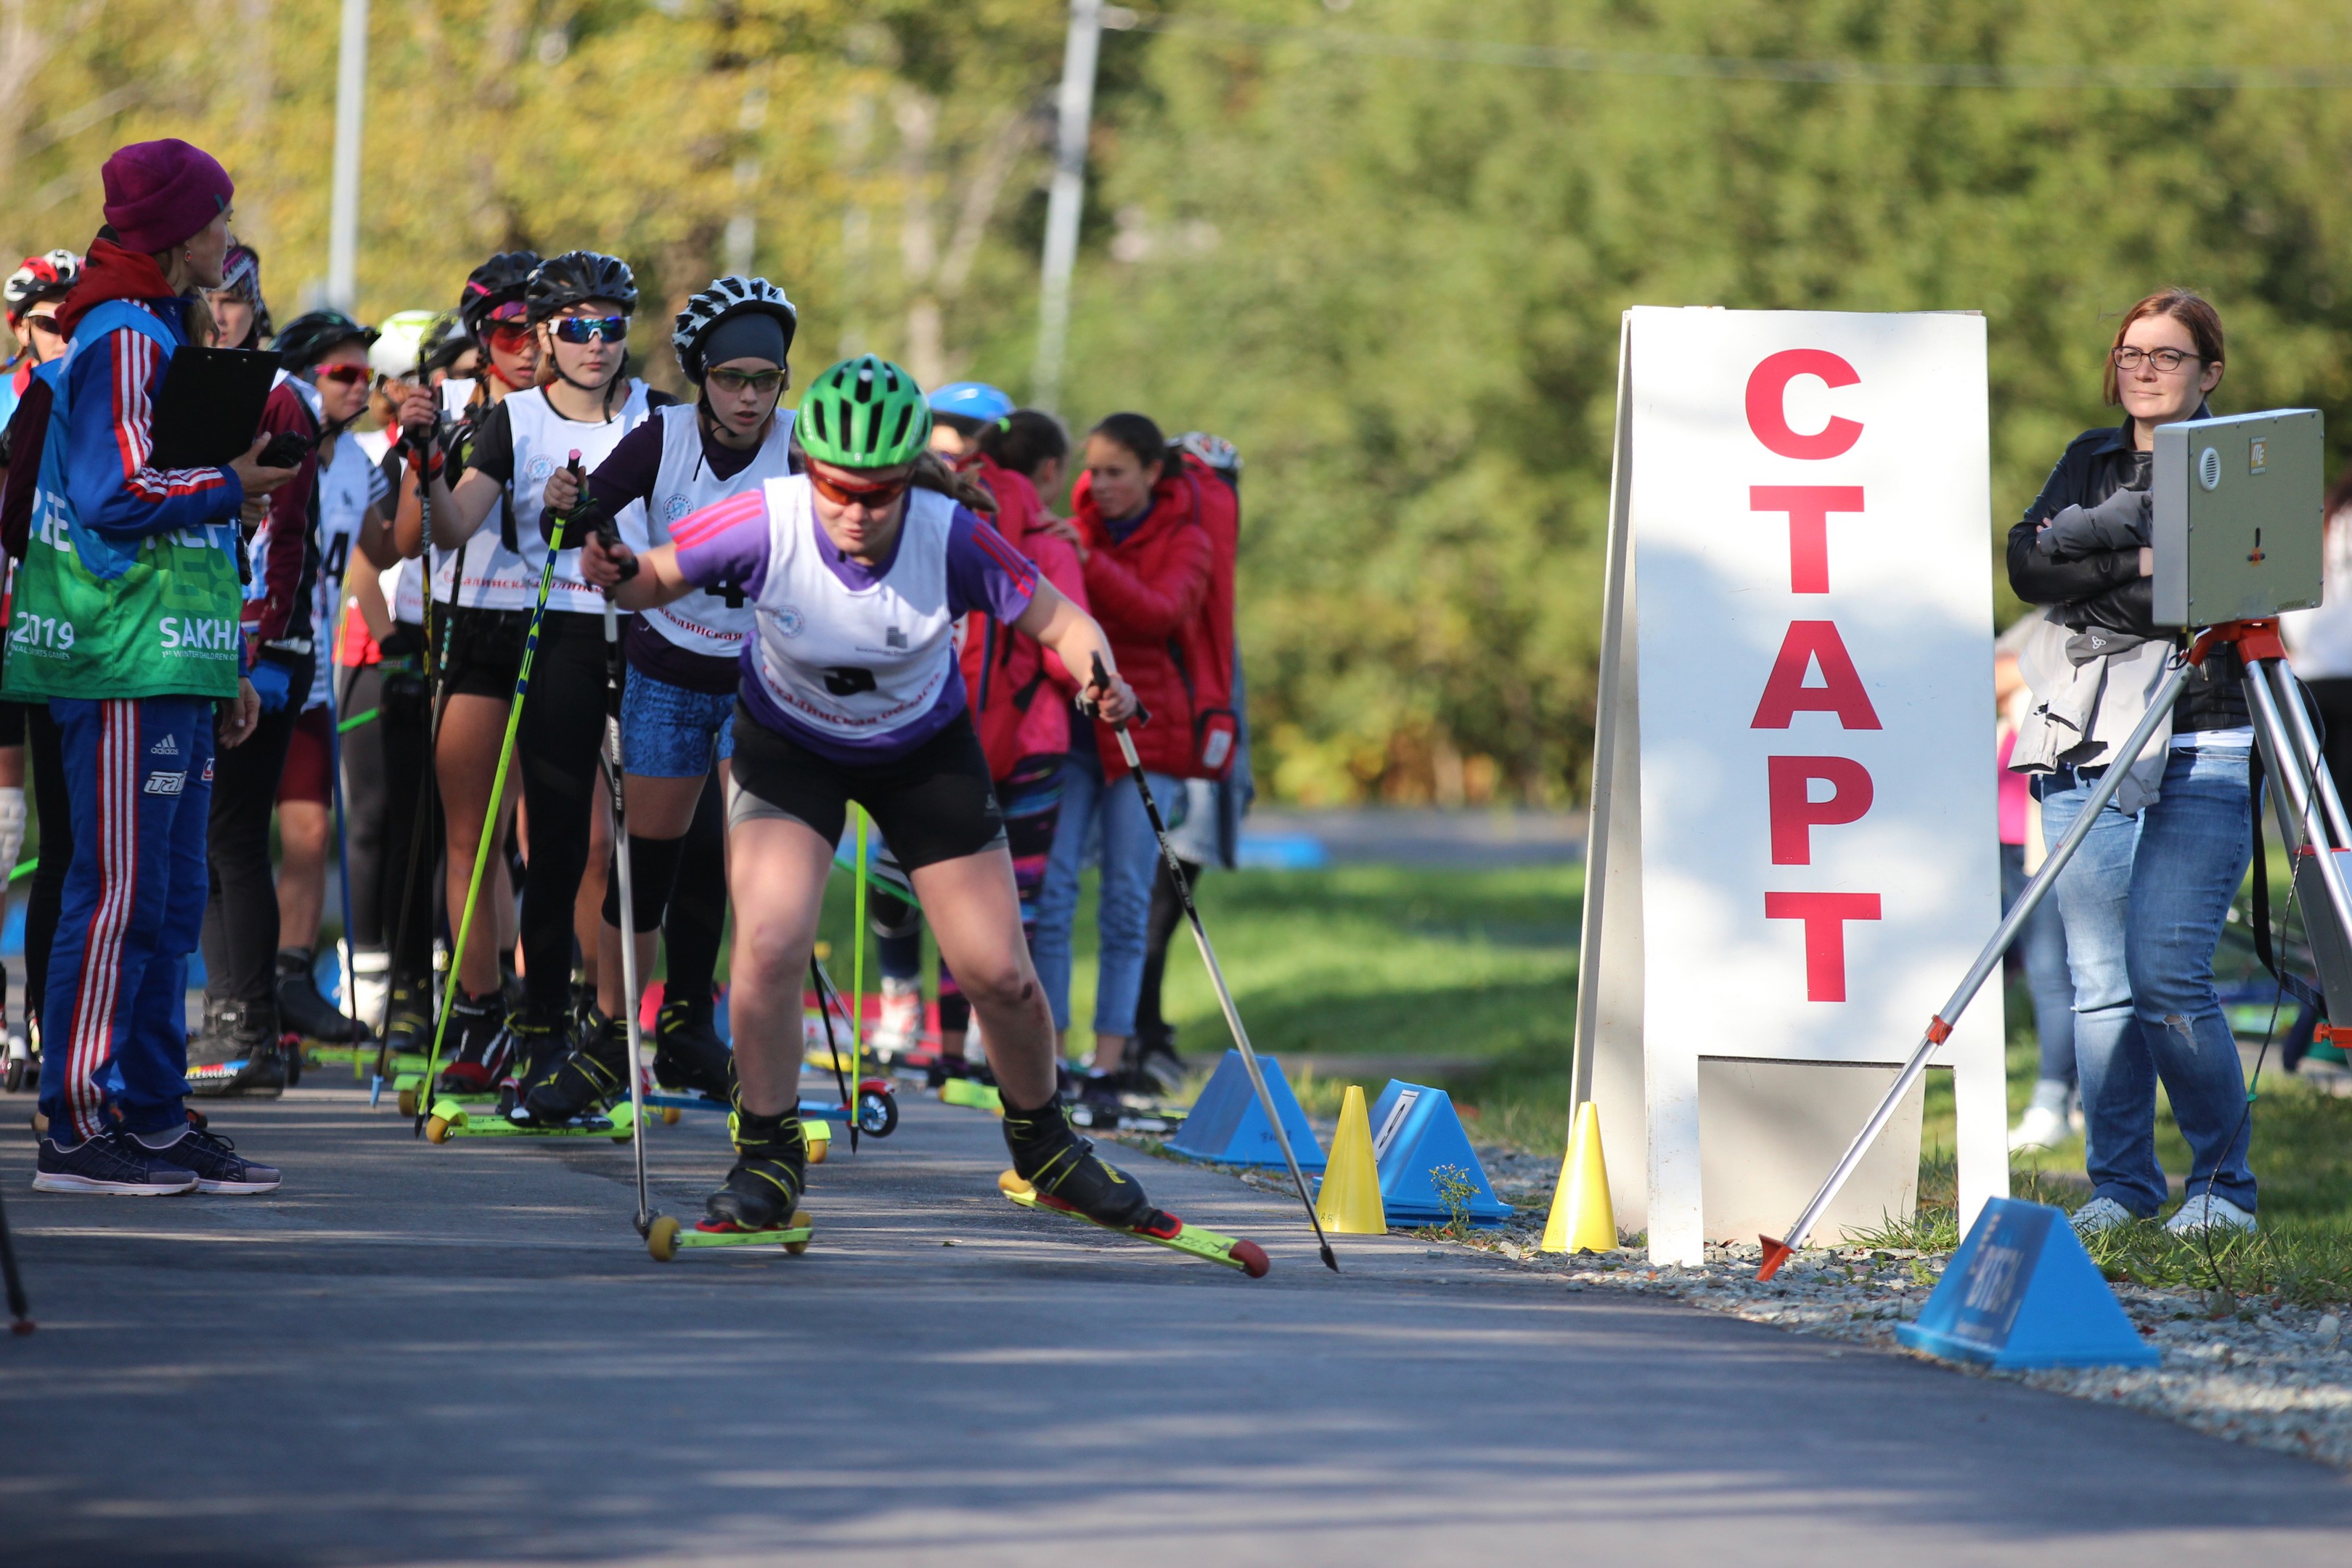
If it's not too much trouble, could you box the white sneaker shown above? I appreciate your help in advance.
[2008,1103,2070,1153]
[2070,1196,2136,1236]
[871,979,923,1057]
[2165,1191,2257,1235]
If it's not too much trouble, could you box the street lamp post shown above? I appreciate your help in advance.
[327,0,367,311]
[1032,0,1103,415]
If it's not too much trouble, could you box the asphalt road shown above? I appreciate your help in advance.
[0,1078,2345,1567]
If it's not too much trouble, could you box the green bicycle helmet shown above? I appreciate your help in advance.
[795,355,931,469]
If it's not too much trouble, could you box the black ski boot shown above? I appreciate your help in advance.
[275,948,362,1045]
[503,1010,574,1103]
[703,1106,807,1231]
[380,976,431,1061]
[517,1009,628,1124]
[1001,1096,1159,1230]
[651,995,733,1102]
[434,989,510,1093]
[187,999,287,1099]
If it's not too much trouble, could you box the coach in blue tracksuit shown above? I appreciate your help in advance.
[9,139,296,1196]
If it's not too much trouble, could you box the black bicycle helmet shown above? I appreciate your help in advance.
[458,250,540,340]
[274,309,379,374]
[420,311,472,375]
[526,251,638,322]
[671,276,799,384]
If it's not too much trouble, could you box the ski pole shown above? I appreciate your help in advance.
[585,491,653,1234]
[381,394,452,1085]
[325,616,367,1053]
[849,806,869,1153]
[0,1180,31,1334]
[1757,650,2198,1279]
[809,956,856,1126]
[415,454,579,1132]
[1089,655,1338,1273]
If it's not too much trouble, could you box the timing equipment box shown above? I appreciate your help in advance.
[2152,408,2323,626]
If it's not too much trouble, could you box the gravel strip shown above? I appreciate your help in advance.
[1115,1124,2352,1467]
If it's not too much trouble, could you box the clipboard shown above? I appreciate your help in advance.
[147,347,281,470]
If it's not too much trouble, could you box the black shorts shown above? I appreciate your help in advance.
[727,703,1005,872]
[0,699,25,748]
[441,606,533,699]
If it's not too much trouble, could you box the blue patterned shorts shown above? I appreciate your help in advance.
[620,669,737,778]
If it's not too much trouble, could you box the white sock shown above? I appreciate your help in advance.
[0,786,25,876]
[351,948,392,1033]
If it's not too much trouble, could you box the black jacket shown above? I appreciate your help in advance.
[2007,412,2247,734]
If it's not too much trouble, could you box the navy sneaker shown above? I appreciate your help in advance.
[33,1130,199,1195]
[134,1126,281,1195]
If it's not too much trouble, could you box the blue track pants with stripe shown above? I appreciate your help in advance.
[37,696,214,1140]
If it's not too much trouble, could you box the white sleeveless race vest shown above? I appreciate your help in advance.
[749,478,960,743]
[354,428,422,627]
[441,380,651,614]
[305,428,378,709]
[640,404,792,660]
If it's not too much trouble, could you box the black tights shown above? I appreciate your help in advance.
[515,611,612,1021]
[23,703,71,1031]
[202,674,311,1010]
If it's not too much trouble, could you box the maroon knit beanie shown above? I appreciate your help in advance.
[100,139,235,256]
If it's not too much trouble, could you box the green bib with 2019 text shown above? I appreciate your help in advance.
[1,517,243,701]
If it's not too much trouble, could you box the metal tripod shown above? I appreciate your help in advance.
[1759,619,2352,1277]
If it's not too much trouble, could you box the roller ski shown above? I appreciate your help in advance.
[645,1109,814,1262]
[422,1093,652,1143]
[998,1171,1269,1276]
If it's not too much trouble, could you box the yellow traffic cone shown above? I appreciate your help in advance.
[1315,1085,1387,1234]
[1540,1101,1617,1254]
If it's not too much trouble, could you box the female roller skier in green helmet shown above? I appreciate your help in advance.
[579,355,1168,1237]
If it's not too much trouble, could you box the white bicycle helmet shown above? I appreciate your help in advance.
[672,275,799,383]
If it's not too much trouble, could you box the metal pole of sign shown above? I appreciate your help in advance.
[1757,653,2199,1279]
[327,0,369,311]
[1032,0,1103,415]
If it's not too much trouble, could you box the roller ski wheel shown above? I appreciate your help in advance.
[999,1172,1269,1277]
[856,1082,899,1138]
[396,1085,420,1118]
[646,1209,813,1262]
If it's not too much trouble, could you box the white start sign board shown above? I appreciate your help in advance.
[1573,307,2007,1266]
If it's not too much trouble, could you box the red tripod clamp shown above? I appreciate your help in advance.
[2187,618,2288,667]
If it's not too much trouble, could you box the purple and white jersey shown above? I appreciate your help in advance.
[671,475,1037,764]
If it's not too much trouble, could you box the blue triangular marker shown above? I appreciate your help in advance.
[1167,1050,1326,1171]
[1896,1199,2159,1370]
[1367,1079,1513,1228]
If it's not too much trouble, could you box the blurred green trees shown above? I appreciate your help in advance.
[8,0,2352,804]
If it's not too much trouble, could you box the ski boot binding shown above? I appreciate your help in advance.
[514,1009,627,1125]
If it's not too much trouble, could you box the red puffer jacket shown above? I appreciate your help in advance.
[960,455,1088,778]
[1073,455,1233,779]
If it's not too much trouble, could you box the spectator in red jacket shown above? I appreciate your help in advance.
[1032,412,1214,1111]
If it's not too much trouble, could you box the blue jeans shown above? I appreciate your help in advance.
[1033,752,1181,1037]
[2037,744,2255,1215]
[2001,842,2075,1085]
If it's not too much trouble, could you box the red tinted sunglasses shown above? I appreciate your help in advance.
[315,364,369,386]
[809,471,909,510]
[485,321,533,352]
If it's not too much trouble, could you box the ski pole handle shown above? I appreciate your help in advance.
[1086,652,1149,728]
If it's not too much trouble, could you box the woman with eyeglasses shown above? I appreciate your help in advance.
[396,250,669,1100]
[518,275,797,1121]
[2006,287,2258,1240]
[579,356,1172,1240]
[375,258,537,1061]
